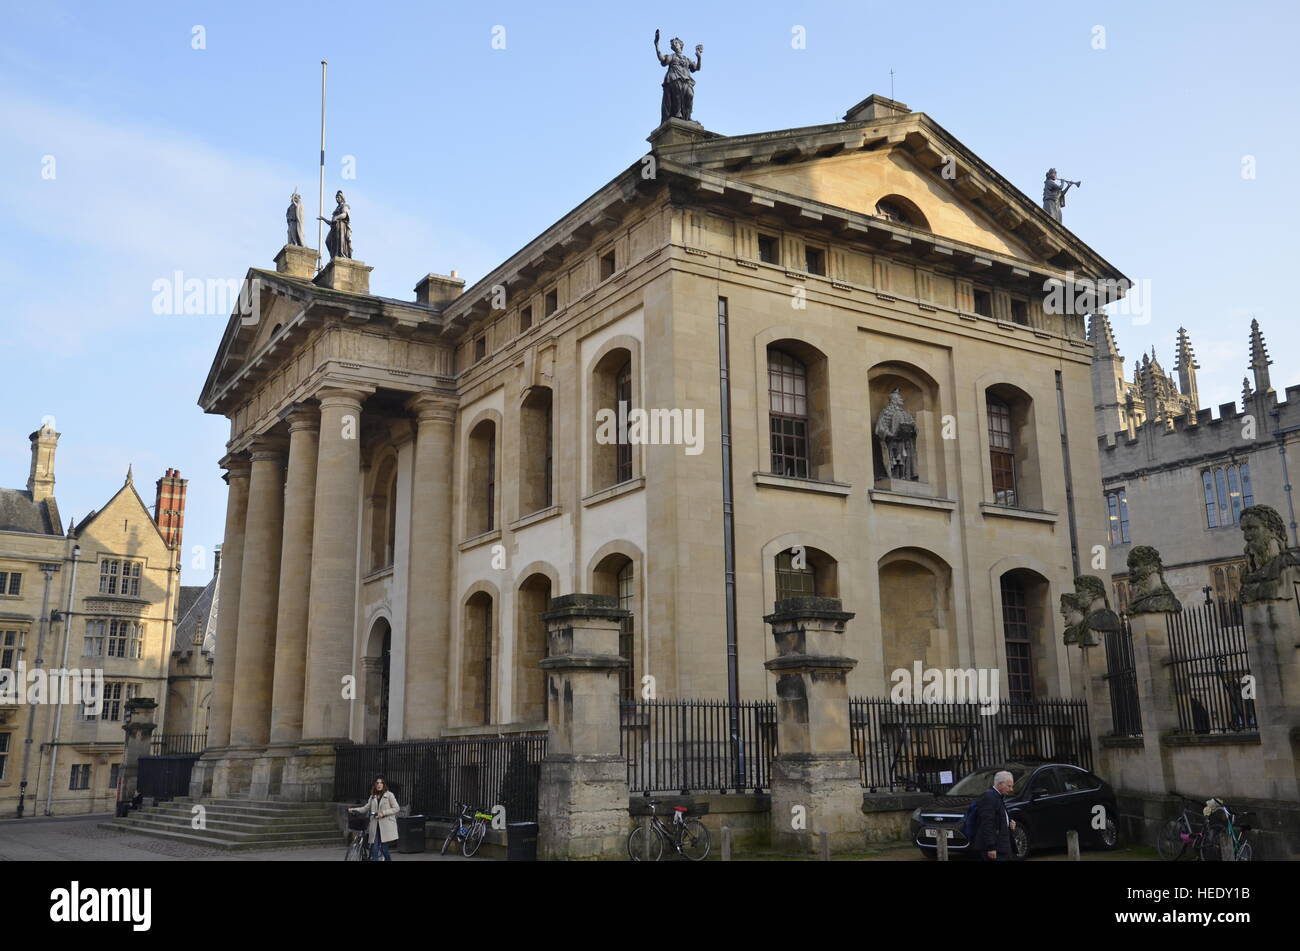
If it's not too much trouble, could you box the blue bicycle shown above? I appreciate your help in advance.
[441,801,492,857]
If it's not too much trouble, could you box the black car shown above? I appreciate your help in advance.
[909,762,1119,859]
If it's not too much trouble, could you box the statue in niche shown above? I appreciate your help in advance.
[874,388,918,481]
[1239,504,1298,603]
[319,190,352,261]
[286,190,306,247]
[654,29,703,124]
[1126,545,1181,614]
[1060,575,1120,647]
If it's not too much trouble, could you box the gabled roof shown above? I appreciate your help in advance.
[174,577,217,651]
[71,475,170,549]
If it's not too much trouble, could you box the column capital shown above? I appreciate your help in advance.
[407,392,459,424]
[248,435,289,463]
[314,382,376,408]
[279,402,321,433]
[219,452,251,477]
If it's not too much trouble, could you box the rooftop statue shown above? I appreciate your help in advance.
[1042,168,1080,222]
[286,190,306,248]
[319,190,352,261]
[654,29,702,124]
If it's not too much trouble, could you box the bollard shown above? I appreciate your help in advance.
[820,830,830,861]
[1067,830,1080,861]
[936,828,949,861]
[722,825,732,862]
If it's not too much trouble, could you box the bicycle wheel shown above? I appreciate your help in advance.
[441,827,456,856]
[345,833,368,862]
[627,823,663,862]
[1155,819,1187,861]
[678,819,710,861]
[463,820,486,857]
[1236,838,1253,862]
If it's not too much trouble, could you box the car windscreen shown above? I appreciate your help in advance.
[946,765,1035,796]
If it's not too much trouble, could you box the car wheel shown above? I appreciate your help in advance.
[1011,822,1030,860]
[1096,816,1120,851]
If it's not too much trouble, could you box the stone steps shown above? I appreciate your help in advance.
[100,797,346,851]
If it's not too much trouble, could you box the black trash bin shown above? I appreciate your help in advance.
[396,815,427,854]
[507,821,538,861]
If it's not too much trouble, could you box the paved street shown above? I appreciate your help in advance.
[0,815,488,862]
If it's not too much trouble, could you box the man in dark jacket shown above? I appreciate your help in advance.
[973,770,1018,860]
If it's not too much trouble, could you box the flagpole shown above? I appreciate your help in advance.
[317,60,327,273]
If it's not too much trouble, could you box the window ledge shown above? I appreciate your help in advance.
[979,503,1058,523]
[753,472,852,497]
[583,477,645,508]
[458,528,502,552]
[362,565,394,583]
[510,505,562,532]
[868,489,957,512]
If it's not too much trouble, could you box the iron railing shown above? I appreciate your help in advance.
[1166,599,1257,734]
[333,735,547,822]
[849,697,1092,794]
[1104,618,1142,735]
[136,754,199,800]
[149,733,207,756]
[620,699,776,794]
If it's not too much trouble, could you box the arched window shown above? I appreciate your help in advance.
[593,552,638,702]
[999,568,1051,702]
[769,349,809,478]
[462,591,494,725]
[467,420,497,536]
[515,574,552,723]
[774,546,838,602]
[985,384,1040,509]
[520,387,554,514]
[873,195,930,230]
[592,348,636,490]
[987,396,1016,506]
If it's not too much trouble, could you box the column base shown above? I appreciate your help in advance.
[209,746,266,800]
[769,753,866,854]
[538,754,629,861]
[249,743,300,800]
[279,739,349,803]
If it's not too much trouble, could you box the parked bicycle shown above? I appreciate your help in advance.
[441,801,493,857]
[345,809,375,862]
[1157,794,1254,861]
[627,799,710,861]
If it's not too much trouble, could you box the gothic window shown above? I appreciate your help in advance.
[1202,462,1253,528]
[1106,489,1130,545]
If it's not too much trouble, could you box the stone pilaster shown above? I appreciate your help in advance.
[284,384,370,802]
[403,393,457,738]
[763,597,865,853]
[537,594,630,861]
[1241,589,1300,803]
[1127,606,1181,797]
[229,438,287,754]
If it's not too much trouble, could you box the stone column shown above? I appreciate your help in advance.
[1240,557,1300,803]
[403,393,457,738]
[284,385,370,802]
[537,594,630,860]
[1126,603,1182,804]
[119,697,158,808]
[763,597,865,853]
[268,406,319,745]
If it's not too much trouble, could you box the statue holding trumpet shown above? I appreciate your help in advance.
[1042,168,1081,222]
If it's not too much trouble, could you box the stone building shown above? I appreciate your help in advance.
[0,424,187,815]
[196,93,1123,801]
[1093,315,1298,607]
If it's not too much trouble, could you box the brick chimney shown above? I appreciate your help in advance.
[27,422,59,503]
[154,468,187,550]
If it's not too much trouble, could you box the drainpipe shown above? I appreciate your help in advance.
[716,296,745,790]
[16,561,60,817]
[44,544,79,815]
[1055,371,1081,578]
[1268,412,1300,548]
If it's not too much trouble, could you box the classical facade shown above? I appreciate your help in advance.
[0,425,186,815]
[197,93,1120,800]
[1093,315,1298,607]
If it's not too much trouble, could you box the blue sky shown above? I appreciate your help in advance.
[2,0,1297,578]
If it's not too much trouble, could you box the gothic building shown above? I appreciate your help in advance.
[196,93,1119,801]
[1093,316,1296,607]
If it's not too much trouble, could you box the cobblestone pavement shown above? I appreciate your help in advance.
[0,815,485,861]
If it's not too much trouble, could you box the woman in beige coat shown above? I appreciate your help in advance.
[348,776,400,861]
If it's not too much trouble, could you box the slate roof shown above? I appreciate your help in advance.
[0,487,62,535]
[173,577,217,652]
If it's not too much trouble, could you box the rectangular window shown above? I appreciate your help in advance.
[1000,577,1034,703]
[0,733,9,781]
[1010,299,1030,326]
[1106,489,1130,545]
[108,763,120,790]
[599,250,616,280]
[1,630,25,669]
[474,336,486,362]
[615,361,633,483]
[84,619,104,657]
[617,564,635,703]
[98,560,141,596]
[973,288,993,318]
[987,399,1017,506]
[804,247,825,275]
[758,234,779,265]
[0,572,20,596]
[768,350,810,478]
[486,440,496,532]
[544,402,553,508]
[70,764,91,790]
[482,601,493,725]
[519,305,532,332]
[544,289,558,316]
[86,681,131,722]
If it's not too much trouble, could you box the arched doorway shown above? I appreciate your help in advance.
[364,617,392,743]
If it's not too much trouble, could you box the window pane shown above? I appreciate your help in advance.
[1214,469,1229,528]
[1203,470,1217,527]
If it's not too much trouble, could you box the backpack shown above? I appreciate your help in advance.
[961,798,981,842]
